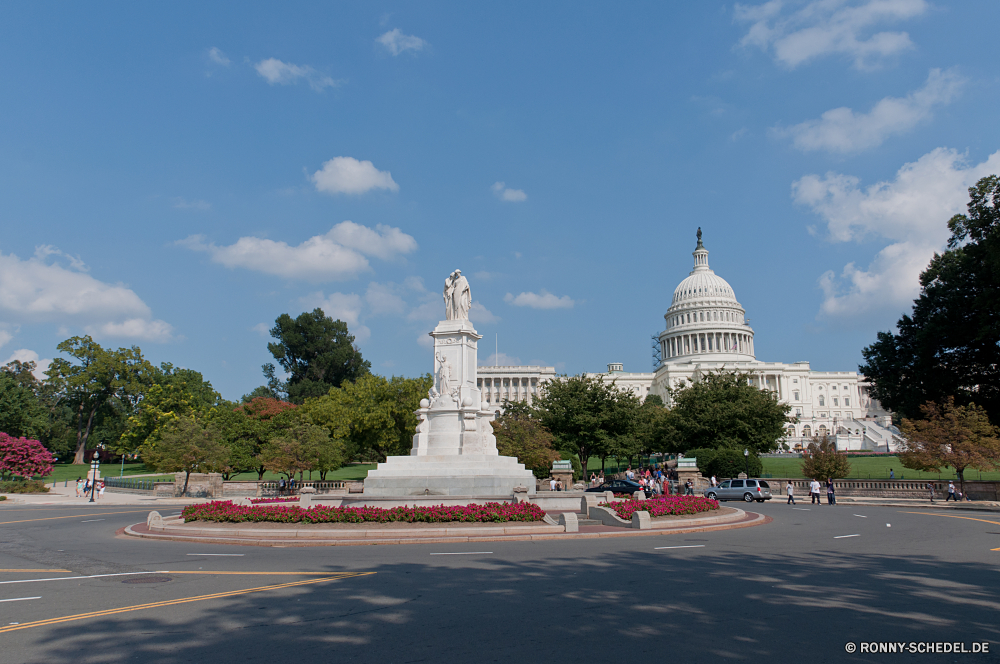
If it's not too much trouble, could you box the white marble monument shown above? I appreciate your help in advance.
[362,270,537,496]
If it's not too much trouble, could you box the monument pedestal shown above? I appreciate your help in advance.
[364,311,536,497]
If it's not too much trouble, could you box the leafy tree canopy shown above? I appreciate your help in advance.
[207,397,298,479]
[140,415,228,496]
[264,309,371,404]
[861,175,1000,423]
[490,402,560,479]
[0,367,47,440]
[801,435,851,480]
[46,336,155,463]
[301,373,431,462]
[531,374,639,475]
[899,397,1000,495]
[667,370,790,454]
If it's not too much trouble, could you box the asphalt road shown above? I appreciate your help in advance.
[0,500,997,663]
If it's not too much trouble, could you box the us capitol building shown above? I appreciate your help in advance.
[477,230,898,452]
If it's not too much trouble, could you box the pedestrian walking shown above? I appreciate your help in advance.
[946,482,957,502]
[826,478,836,505]
[549,477,557,491]
[926,482,935,503]
[810,478,821,504]
[684,479,694,496]
[786,481,795,505]
[98,479,105,500]
[75,477,83,498]
[710,475,718,488]
[889,468,895,479]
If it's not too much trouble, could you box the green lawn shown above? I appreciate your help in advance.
[37,462,375,485]
[761,456,1000,481]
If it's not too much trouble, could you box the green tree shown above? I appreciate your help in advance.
[45,336,155,464]
[301,373,432,462]
[667,370,790,454]
[899,397,1000,498]
[490,401,560,479]
[701,448,763,480]
[861,175,1000,423]
[260,419,343,480]
[120,363,224,453]
[141,416,228,496]
[209,397,298,479]
[0,366,47,439]
[532,374,639,478]
[264,309,371,404]
[801,435,851,480]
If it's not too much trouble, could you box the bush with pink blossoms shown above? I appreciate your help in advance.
[602,495,718,521]
[0,433,55,480]
[183,500,546,524]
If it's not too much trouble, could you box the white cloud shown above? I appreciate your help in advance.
[208,47,231,66]
[734,0,929,70]
[492,182,527,202]
[504,290,575,309]
[775,68,963,153]
[254,58,341,91]
[376,28,428,56]
[407,300,441,322]
[298,291,370,342]
[251,323,270,337]
[365,282,408,316]
[0,330,12,348]
[172,197,212,211]
[0,247,173,341]
[3,349,51,380]
[312,157,399,195]
[87,318,176,342]
[180,221,417,282]
[793,147,1000,318]
[469,302,500,325]
[417,333,434,349]
[479,352,522,367]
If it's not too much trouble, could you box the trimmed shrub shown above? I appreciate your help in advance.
[183,500,546,524]
[0,479,50,493]
[704,448,763,479]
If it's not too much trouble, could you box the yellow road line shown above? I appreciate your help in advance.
[901,511,1000,527]
[0,569,71,573]
[0,572,374,634]
[0,510,148,525]
[163,571,357,576]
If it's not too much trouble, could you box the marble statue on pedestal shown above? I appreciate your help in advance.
[363,270,537,497]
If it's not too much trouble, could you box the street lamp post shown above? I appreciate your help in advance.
[743,448,749,478]
[88,451,100,503]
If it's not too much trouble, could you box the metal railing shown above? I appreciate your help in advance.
[258,480,347,496]
[103,477,172,492]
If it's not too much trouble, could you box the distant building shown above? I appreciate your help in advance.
[477,230,899,452]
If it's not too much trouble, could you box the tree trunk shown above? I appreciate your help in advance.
[72,404,97,464]
[182,470,191,497]
[957,467,966,501]
[257,466,266,480]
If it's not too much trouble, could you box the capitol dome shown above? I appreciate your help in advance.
[658,229,756,364]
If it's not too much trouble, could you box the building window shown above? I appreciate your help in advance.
[833,398,838,406]
[818,396,825,407]
[802,425,811,437]
[786,427,795,437]
[793,378,798,384]
[793,391,799,401]
[818,425,828,435]
[844,398,850,406]
[795,409,802,417]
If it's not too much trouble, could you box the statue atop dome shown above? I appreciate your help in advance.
[696,227,704,249]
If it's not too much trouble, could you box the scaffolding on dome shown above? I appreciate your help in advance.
[651,334,662,370]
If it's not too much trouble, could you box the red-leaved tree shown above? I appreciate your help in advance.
[0,433,55,480]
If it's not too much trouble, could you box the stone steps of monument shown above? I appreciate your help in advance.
[576,518,602,526]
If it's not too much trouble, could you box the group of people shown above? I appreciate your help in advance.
[75,477,105,499]
[587,466,691,496]
[779,478,837,505]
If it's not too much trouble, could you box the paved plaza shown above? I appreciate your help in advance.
[1,501,997,662]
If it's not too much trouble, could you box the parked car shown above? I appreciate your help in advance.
[585,479,644,495]
[703,479,772,503]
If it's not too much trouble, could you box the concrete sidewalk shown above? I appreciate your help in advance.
[780,496,1000,512]
[1,482,210,506]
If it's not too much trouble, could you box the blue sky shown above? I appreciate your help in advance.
[1,1,998,400]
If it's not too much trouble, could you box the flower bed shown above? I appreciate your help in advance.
[182,500,546,524]
[249,497,299,504]
[602,495,718,520]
